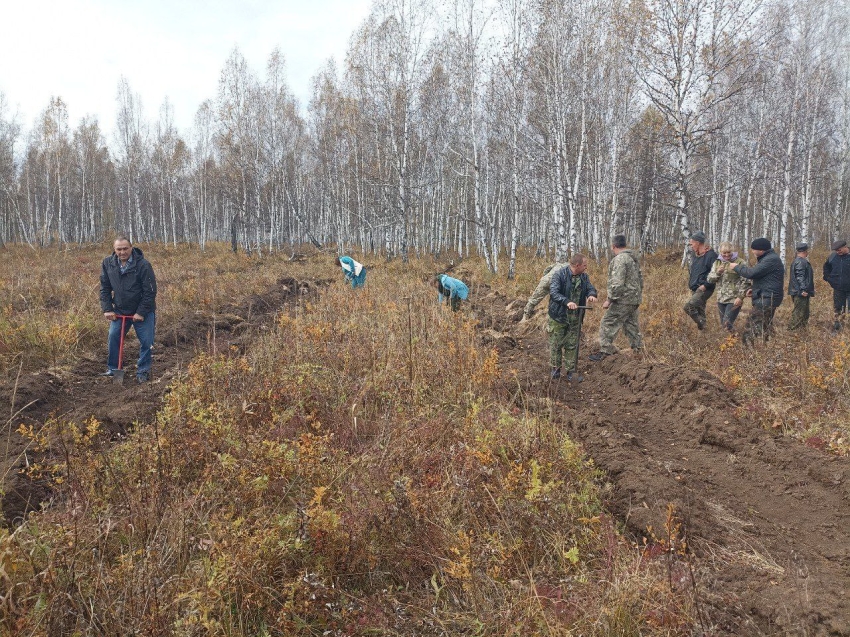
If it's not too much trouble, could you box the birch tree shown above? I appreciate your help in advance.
[636,0,762,249]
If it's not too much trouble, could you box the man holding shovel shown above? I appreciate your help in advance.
[548,253,597,381]
[99,235,157,383]
[590,235,644,361]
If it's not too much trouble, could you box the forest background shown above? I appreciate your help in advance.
[0,0,848,269]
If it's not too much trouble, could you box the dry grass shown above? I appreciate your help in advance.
[0,244,698,635]
[0,242,306,377]
[4,242,848,634]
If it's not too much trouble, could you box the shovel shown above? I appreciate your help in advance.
[570,306,594,382]
[113,315,134,383]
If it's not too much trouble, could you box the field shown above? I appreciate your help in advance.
[0,242,848,636]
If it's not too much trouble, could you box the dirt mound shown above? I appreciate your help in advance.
[0,276,328,526]
[478,290,850,636]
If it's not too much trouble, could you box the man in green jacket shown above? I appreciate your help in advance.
[590,235,644,361]
[522,261,567,320]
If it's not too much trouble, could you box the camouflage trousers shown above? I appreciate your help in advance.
[741,303,777,345]
[598,302,642,355]
[787,296,810,331]
[683,288,712,327]
[549,318,581,371]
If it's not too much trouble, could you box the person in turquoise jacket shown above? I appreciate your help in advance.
[432,274,469,311]
[336,256,366,288]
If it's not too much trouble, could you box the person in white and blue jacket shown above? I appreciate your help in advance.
[336,256,366,288]
[432,274,468,311]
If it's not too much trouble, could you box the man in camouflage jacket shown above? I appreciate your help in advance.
[523,261,567,319]
[590,235,643,360]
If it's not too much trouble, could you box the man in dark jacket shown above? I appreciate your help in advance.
[99,236,157,382]
[788,242,814,331]
[823,239,850,332]
[683,231,718,331]
[730,237,784,345]
[548,253,597,381]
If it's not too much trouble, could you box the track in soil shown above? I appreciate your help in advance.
[472,286,850,636]
[4,277,848,636]
[0,276,325,526]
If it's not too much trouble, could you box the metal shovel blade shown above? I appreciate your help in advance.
[113,368,125,383]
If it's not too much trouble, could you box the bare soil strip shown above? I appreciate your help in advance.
[476,287,850,636]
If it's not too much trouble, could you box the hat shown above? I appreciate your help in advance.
[832,240,847,251]
[691,231,707,243]
[751,238,771,251]
[795,242,809,252]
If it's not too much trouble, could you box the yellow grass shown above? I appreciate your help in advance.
[0,243,700,635]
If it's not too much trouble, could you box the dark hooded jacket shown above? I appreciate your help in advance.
[736,249,784,307]
[688,248,719,292]
[788,256,815,297]
[823,252,850,292]
[100,247,157,317]
[548,265,597,323]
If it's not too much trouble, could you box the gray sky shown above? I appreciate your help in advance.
[0,0,373,134]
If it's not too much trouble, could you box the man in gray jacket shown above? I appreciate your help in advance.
[590,235,643,361]
[730,237,784,345]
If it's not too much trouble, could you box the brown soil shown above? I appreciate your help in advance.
[471,287,850,636]
[3,276,848,635]
[0,276,325,526]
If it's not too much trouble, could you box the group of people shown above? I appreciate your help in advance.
[96,234,849,383]
[525,233,850,382]
[525,235,643,381]
[334,255,470,311]
[682,233,850,341]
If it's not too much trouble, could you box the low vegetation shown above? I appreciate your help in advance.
[1,242,847,634]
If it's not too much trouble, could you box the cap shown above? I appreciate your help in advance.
[691,231,707,243]
[832,240,847,251]
[751,237,771,251]
[795,242,809,252]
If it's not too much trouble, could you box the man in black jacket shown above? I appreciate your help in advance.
[99,236,158,382]
[547,254,597,381]
[823,239,850,332]
[683,231,718,331]
[788,242,814,331]
[730,238,784,345]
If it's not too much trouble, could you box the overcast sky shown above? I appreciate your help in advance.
[0,0,373,135]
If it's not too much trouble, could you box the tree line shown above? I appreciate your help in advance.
[0,0,847,274]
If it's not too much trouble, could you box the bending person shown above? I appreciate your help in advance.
[337,256,367,288]
[433,274,469,312]
[523,260,567,320]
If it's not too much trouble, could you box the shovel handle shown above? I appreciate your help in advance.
[115,315,134,370]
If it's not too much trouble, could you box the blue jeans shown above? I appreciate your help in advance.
[107,312,155,376]
[717,302,742,331]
